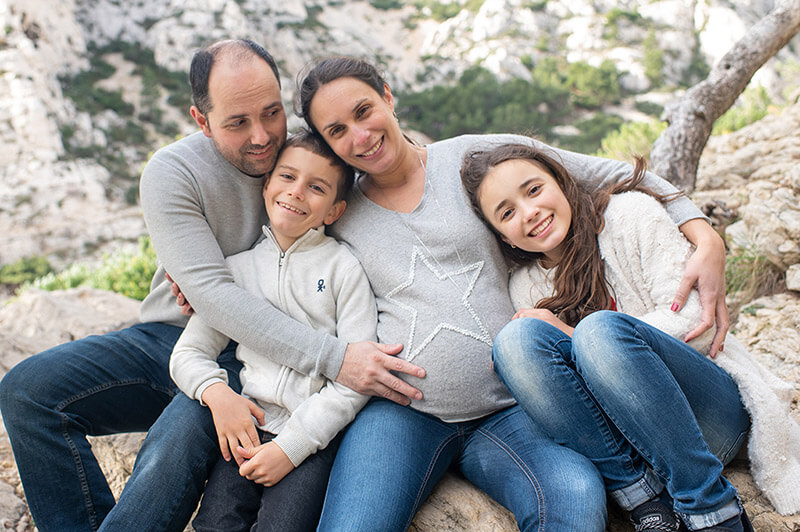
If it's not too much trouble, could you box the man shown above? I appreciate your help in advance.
[0,39,422,532]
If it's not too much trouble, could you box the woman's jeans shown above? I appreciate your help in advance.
[492,311,750,530]
[193,431,341,532]
[318,399,607,532]
[0,322,243,532]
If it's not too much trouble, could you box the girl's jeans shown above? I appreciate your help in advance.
[0,322,243,532]
[317,399,607,532]
[492,311,750,531]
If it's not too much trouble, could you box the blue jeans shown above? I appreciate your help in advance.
[318,399,607,532]
[0,322,242,532]
[193,430,341,532]
[492,311,750,530]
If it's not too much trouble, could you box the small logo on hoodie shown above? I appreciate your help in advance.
[317,279,326,293]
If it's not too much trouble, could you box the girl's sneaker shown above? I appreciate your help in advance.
[694,509,754,532]
[630,497,681,532]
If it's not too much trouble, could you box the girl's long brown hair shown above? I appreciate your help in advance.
[460,143,679,326]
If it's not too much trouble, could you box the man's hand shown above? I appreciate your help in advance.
[201,382,265,465]
[165,272,194,316]
[238,442,295,487]
[513,308,574,337]
[674,219,729,357]
[336,341,425,406]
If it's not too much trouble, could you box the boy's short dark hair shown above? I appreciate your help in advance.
[283,128,355,202]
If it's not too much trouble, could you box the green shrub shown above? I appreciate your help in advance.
[370,0,403,9]
[28,236,157,301]
[398,58,625,152]
[643,30,664,86]
[414,0,462,21]
[0,256,53,285]
[595,120,666,161]
[634,100,663,118]
[712,85,771,135]
[604,7,641,41]
[557,113,625,154]
[565,60,621,108]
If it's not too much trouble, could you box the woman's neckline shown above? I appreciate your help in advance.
[357,145,429,214]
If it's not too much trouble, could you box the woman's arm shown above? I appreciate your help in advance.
[675,219,728,356]
[600,192,715,352]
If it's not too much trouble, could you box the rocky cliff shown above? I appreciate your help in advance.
[2,0,799,270]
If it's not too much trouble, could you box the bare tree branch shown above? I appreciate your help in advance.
[650,0,800,192]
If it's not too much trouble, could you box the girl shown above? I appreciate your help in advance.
[461,142,800,531]
[296,56,732,531]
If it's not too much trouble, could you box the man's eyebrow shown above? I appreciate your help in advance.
[223,101,282,123]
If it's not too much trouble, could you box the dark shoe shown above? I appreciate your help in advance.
[630,498,681,532]
[694,508,754,532]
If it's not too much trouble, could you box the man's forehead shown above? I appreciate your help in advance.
[207,61,281,114]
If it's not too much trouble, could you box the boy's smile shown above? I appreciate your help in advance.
[263,145,346,252]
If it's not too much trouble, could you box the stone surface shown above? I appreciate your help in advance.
[787,264,800,292]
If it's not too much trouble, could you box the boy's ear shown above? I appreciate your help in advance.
[323,200,347,225]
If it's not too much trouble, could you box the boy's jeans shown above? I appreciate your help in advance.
[193,431,341,532]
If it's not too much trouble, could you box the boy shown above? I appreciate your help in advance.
[169,129,376,532]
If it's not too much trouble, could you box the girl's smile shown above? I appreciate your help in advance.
[477,158,572,264]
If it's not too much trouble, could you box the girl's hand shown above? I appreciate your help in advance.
[513,308,574,337]
[673,219,728,357]
[201,382,265,465]
[238,442,295,487]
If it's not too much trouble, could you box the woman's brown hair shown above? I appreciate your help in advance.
[460,142,679,326]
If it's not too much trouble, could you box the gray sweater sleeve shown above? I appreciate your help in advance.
[530,137,705,226]
[139,140,347,380]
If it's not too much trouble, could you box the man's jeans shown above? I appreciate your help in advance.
[492,311,750,530]
[0,322,242,532]
[318,399,608,532]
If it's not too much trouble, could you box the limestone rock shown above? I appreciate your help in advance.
[786,264,800,292]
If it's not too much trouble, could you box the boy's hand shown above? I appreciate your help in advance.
[513,308,574,337]
[201,382,265,465]
[238,442,295,487]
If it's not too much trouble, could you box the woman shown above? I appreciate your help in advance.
[296,56,729,531]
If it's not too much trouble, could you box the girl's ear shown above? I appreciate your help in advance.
[324,200,347,225]
[500,234,516,249]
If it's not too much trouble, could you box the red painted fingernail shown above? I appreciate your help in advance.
[671,303,679,312]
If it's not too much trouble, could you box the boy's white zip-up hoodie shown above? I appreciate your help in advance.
[170,225,377,467]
